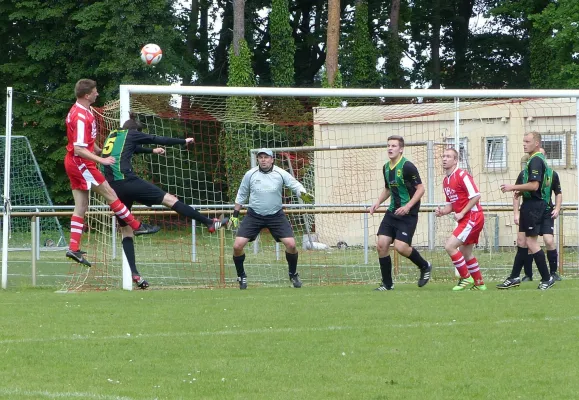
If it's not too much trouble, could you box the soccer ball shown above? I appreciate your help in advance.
[140,44,162,65]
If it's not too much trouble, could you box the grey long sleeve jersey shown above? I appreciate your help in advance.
[234,166,306,216]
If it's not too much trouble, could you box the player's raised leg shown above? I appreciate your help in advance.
[161,193,228,233]
[92,181,160,236]
[394,240,432,287]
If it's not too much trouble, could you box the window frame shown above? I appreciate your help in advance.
[484,136,507,171]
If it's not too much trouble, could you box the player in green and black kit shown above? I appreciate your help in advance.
[514,148,562,282]
[101,115,228,289]
[499,132,555,290]
[369,135,432,291]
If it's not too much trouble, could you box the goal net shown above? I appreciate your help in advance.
[60,87,579,290]
[0,135,66,251]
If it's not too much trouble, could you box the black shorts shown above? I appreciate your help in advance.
[540,208,555,236]
[109,178,166,227]
[377,211,418,245]
[519,200,549,237]
[236,208,294,242]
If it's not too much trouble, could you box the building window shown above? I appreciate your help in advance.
[445,137,469,170]
[542,135,565,166]
[484,137,507,170]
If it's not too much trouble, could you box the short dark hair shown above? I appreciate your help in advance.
[122,112,144,131]
[444,147,459,159]
[387,135,404,148]
[75,79,97,98]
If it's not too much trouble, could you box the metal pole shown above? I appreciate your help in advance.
[111,216,117,259]
[219,223,226,286]
[427,140,435,250]
[31,217,37,286]
[191,220,197,262]
[2,87,14,289]
[363,212,369,265]
[576,98,579,270]
[36,208,40,261]
[250,154,259,255]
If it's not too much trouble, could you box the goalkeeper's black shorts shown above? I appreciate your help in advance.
[377,210,418,245]
[109,177,166,227]
[236,208,294,242]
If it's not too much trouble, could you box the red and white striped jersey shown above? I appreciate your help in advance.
[443,167,483,214]
[65,102,97,156]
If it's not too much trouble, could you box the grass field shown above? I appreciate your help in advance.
[1,281,578,399]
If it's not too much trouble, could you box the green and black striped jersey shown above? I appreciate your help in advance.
[521,151,547,202]
[382,156,423,216]
[101,129,186,181]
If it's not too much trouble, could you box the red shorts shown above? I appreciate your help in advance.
[64,154,106,191]
[453,211,484,245]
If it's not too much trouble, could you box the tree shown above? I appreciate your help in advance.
[351,0,380,88]
[384,0,406,88]
[326,0,341,87]
[270,0,296,87]
[224,0,257,201]
[530,0,578,87]
[1,0,182,203]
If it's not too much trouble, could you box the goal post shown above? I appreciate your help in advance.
[54,86,579,290]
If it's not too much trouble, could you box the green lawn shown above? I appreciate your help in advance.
[0,281,578,399]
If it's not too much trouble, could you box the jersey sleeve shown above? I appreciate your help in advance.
[515,171,524,185]
[130,130,187,146]
[552,171,562,195]
[72,112,89,148]
[403,162,422,187]
[277,167,306,195]
[134,146,154,154]
[234,170,252,205]
[527,157,545,182]
[460,171,480,199]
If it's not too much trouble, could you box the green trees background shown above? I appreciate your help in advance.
[0,0,577,204]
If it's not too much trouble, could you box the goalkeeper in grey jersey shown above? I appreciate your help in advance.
[230,148,314,289]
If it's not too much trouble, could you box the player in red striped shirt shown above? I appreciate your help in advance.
[435,148,486,290]
[64,79,160,267]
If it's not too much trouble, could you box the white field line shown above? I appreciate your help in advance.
[0,326,351,345]
[0,388,134,400]
[1,315,579,346]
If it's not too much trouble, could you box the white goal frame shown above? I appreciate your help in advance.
[117,85,579,290]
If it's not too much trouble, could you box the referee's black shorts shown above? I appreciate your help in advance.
[519,199,549,237]
[109,177,166,227]
[540,207,555,236]
[236,208,294,242]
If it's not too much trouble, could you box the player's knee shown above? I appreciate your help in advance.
[162,193,177,207]
[516,237,527,247]
[444,242,456,254]
[233,241,246,254]
[120,226,133,239]
[394,241,410,256]
[284,241,297,253]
